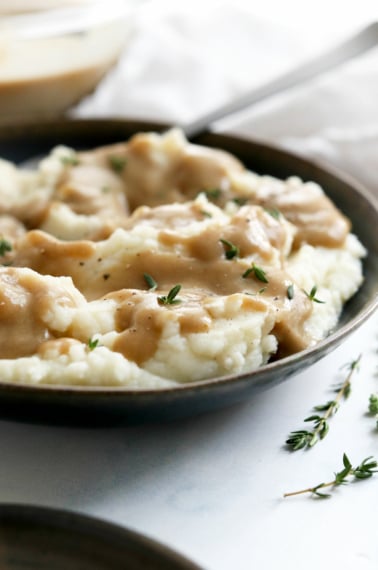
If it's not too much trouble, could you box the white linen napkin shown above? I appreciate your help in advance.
[221,46,378,198]
[74,0,378,198]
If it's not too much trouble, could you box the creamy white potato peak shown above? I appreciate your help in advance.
[0,129,365,387]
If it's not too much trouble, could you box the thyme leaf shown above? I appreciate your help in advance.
[88,337,99,351]
[242,263,269,283]
[368,393,378,428]
[303,285,325,304]
[61,155,79,166]
[158,284,182,305]
[220,239,239,260]
[369,394,378,416]
[144,273,158,291]
[0,238,12,257]
[284,453,378,498]
[232,197,248,206]
[108,155,127,173]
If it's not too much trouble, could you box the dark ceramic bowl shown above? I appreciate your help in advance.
[0,119,376,426]
[0,504,200,570]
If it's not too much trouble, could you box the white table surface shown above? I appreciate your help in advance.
[2,2,378,569]
[0,311,377,569]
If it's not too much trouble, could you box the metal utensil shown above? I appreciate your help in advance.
[182,22,378,139]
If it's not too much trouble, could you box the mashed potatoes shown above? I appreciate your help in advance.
[0,129,365,388]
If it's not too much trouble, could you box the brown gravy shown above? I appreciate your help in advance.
[0,130,356,372]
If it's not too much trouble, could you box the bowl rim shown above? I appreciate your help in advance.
[0,117,376,398]
[0,502,201,569]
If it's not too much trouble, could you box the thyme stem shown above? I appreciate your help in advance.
[284,453,378,498]
[286,355,361,450]
[283,485,331,498]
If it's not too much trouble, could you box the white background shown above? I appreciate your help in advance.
[2,2,378,568]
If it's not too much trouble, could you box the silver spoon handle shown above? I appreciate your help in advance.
[182,22,378,139]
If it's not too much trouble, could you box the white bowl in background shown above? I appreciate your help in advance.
[0,0,141,122]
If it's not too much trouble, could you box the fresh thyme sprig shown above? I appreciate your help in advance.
[286,355,361,450]
[232,197,248,206]
[220,239,239,260]
[157,284,182,305]
[242,263,269,283]
[287,283,294,300]
[303,285,325,304]
[369,394,378,415]
[284,453,378,498]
